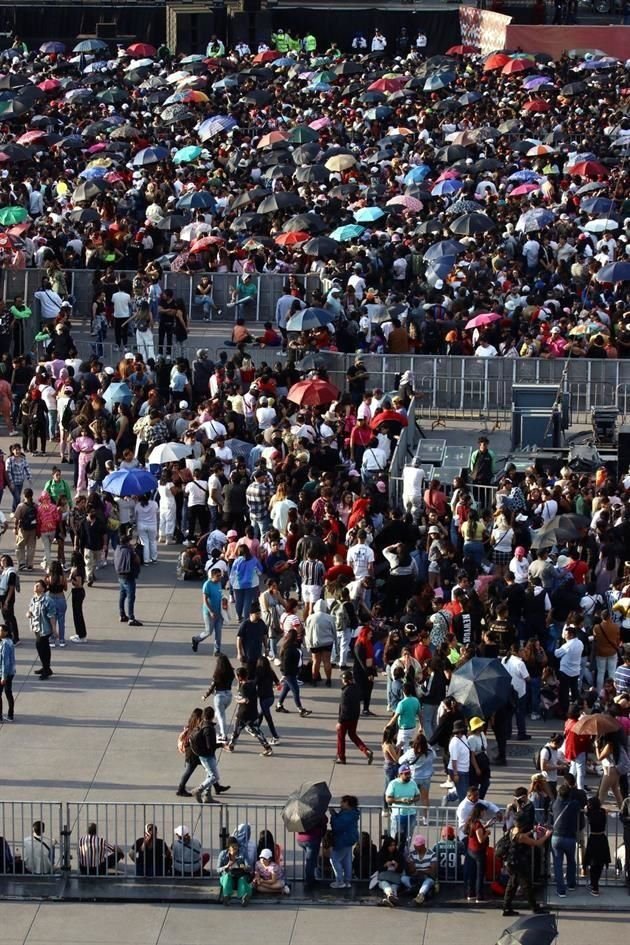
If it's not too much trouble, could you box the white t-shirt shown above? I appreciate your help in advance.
[503,654,530,698]
[112,290,132,319]
[448,735,470,773]
[346,542,374,579]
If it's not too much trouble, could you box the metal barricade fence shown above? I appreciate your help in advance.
[0,800,627,889]
[0,801,64,877]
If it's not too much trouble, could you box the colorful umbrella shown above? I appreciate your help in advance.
[172,145,202,164]
[287,379,340,406]
[330,224,364,242]
[566,160,609,177]
[465,313,502,329]
[0,206,28,225]
[354,206,385,223]
[126,43,156,58]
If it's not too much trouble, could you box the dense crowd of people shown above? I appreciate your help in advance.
[0,27,628,910]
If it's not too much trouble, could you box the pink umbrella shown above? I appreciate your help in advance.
[86,143,107,153]
[386,195,423,212]
[16,131,46,145]
[309,117,331,131]
[509,183,540,196]
[434,170,461,183]
[465,312,502,328]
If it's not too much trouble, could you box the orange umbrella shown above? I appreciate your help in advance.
[257,130,289,149]
[275,231,310,246]
[253,50,280,63]
[189,235,225,253]
[502,58,535,74]
[483,53,509,71]
[522,99,551,112]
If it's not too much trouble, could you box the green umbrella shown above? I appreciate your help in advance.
[287,125,319,144]
[172,145,202,164]
[0,206,28,225]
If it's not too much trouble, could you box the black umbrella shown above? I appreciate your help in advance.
[414,220,443,236]
[241,89,272,106]
[66,208,101,224]
[157,214,187,232]
[497,912,558,945]
[229,213,264,233]
[292,142,321,166]
[283,213,327,234]
[230,187,268,211]
[446,657,512,718]
[424,239,467,261]
[262,164,294,181]
[334,61,364,76]
[444,198,481,216]
[72,180,108,203]
[303,236,339,257]
[530,514,590,549]
[257,192,305,214]
[282,781,331,833]
[450,212,496,236]
[294,164,329,184]
[435,144,469,163]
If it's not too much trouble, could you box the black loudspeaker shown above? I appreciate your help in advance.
[618,425,630,476]
[96,22,117,40]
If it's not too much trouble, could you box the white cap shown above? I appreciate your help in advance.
[174,825,190,837]
[179,400,189,409]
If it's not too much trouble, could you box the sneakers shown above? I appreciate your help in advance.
[283,884,291,895]
[530,713,541,720]
[502,910,520,917]
[58,642,66,648]
[128,619,143,627]
[176,789,192,797]
[276,704,289,713]
[335,758,346,764]
[299,708,312,718]
[440,779,454,789]
[69,635,85,643]
[273,658,282,666]
[214,783,231,794]
[270,737,280,745]
[366,749,374,765]
[261,747,273,757]
[119,615,128,623]
[330,881,346,889]
[191,637,199,653]
[415,892,425,906]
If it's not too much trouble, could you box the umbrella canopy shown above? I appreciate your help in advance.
[287,378,340,406]
[446,657,513,718]
[101,469,158,497]
[330,224,364,242]
[132,146,169,166]
[148,442,192,465]
[530,513,591,549]
[0,206,28,225]
[286,307,332,332]
[369,410,408,431]
[450,212,495,236]
[595,261,630,283]
[497,912,559,945]
[465,312,501,329]
[424,239,466,261]
[303,236,339,257]
[566,160,608,177]
[282,781,332,833]
[257,192,305,214]
[102,382,132,409]
[572,714,620,738]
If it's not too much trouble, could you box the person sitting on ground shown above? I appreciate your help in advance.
[253,847,289,895]
[217,836,254,905]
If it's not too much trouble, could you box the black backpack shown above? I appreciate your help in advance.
[20,504,37,531]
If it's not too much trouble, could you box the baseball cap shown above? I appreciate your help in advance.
[174,825,189,837]
[412,835,427,848]
[515,546,526,556]
[227,529,238,538]
[398,763,411,773]
[124,352,134,360]
[556,554,571,569]
[179,400,189,410]
[260,848,273,859]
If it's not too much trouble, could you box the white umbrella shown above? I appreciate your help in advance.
[583,219,618,232]
[148,442,192,464]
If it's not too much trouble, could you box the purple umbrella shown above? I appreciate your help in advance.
[523,76,554,90]
[431,178,464,196]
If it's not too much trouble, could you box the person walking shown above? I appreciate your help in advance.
[551,782,580,897]
[14,488,38,572]
[336,670,374,765]
[0,554,20,643]
[202,653,235,745]
[176,707,203,797]
[192,566,224,654]
[0,624,16,721]
[554,625,583,717]
[229,545,263,622]
[135,493,159,564]
[5,443,31,512]
[305,599,335,687]
[189,705,231,802]
[79,505,105,586]
[275,627,312,717]
[353,625,376,716]
[226,666,273,756]
[255,656,280,744]
[113,533,143,626]
[236,602,267,677]
[27,579,58,679]
[68,551,87,642]
[502,813,551,916]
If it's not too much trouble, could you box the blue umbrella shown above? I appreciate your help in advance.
[103,382,132,409]
[79,167,109,180]
[516,208,555,232]
[507,170,542,183]
[132,146,169,166]
[424,71,455,91]
[177,191,216,211]
[426,256,457,280]
[594,261,630,283]
[431,178,464,196]
[198,115,238,141]
[330,224,365,242]
[404,165,431,184]
[74,39,109,53]
[423,239,467,261]
[102,469,158,497]
[40,41,66,55]
[364,106,393,121]
[354,206,385,223]
[286,307,331,332]
[581,197,615,215]
[458,91,482,105]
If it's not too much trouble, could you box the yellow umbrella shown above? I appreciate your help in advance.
[325,154,357,172]
[87,157,114,168]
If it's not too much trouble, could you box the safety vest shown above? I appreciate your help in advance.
[303,33,317,52]
[273,32,289,52]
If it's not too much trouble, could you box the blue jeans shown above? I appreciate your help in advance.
[390,812,416,843]
[331,845,353,884]
[551,835,576,895]
[233,586,257,622]
[118,576,137,619]
[278,674,302,709]
[10,484,22,512]
[447,770,470,802]
[198,609,223,651]
[49,594,67,643]
[198,754,220,793]
[299,838,321,886]
[213,690,232,741]
[466,848,486,899]
[463,540,484,568]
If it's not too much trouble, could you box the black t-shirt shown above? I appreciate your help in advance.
[236,680,258,722]
[237,618,266,662]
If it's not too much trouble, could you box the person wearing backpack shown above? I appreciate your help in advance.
[14,488,38,571]
[501,812,551,916]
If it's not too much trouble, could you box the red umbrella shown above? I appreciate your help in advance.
[257,130,289,149]
[566,160,609,177]
[446,45,479,55]
[465,312,502,329]
[275,231,310,246]
[189,235,225,253]
[368,77,407,93]
[0,232,20,249]
[502,58,534,75]
[509,183,540,196]
[16,131,46,145]
[369,409,409,431]
[253,50,280,63]
[287,379,340,407]
[483,53,510,72]
[522,99,551,112]
[37,78,61,93]
[127,42,156,57]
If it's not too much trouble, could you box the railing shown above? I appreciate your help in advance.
[1,799,626,892]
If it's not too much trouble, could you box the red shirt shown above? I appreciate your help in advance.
[324,563,354,583]
[563,717,591,760]
[413,642,432,664]
[566,559,588,585]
